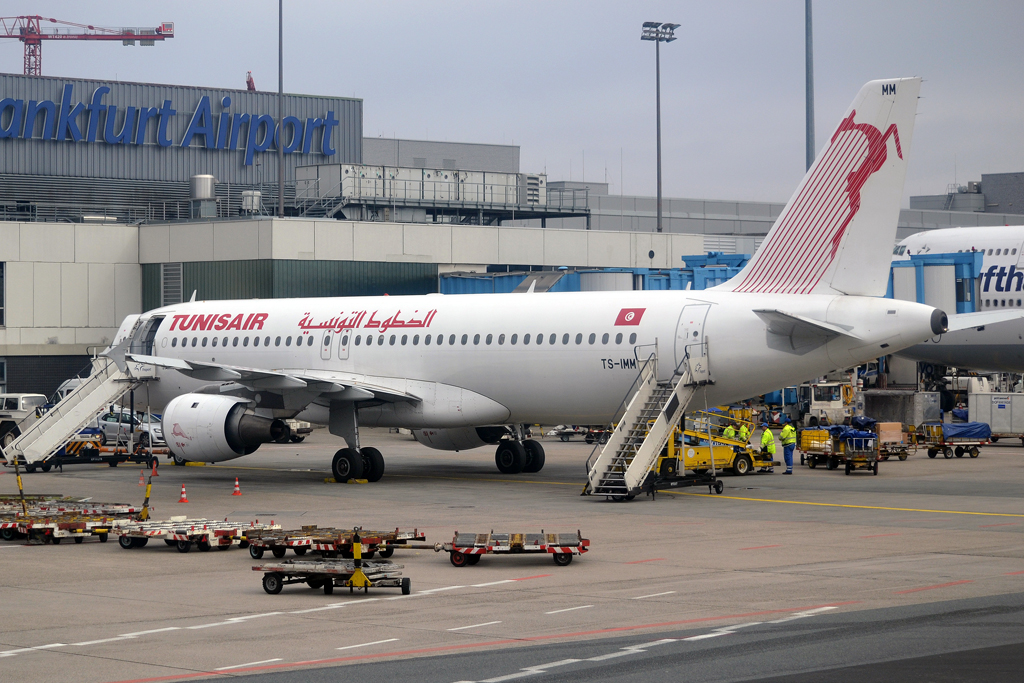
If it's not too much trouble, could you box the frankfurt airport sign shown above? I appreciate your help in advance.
[0,82,339,166]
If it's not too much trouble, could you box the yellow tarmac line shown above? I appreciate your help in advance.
[180,465,583,487]
[670,491,1024,518]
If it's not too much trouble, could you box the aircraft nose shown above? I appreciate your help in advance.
[931,309,948,335]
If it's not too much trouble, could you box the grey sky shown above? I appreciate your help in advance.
[2,1,1022,206]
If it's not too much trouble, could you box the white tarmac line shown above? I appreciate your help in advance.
[214,658,282,670]
[118,627,181,637]
[471,580,515,587]
[448,621,502,631]
[71,637,130,646]
[418,585,465,594]
[631,591,677,600]
[544,605,593,615]
[336,638,399,651]
[0,643,65,657]
[187,612,282,629]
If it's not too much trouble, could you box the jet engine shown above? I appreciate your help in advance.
[162,394,290,462]
[412,426,508,452]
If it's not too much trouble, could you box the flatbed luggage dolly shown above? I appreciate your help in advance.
[440,530,590,567]
[255,533,411,596]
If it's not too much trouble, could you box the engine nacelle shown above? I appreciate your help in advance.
[162,394,289,462]
[412,426,508,452]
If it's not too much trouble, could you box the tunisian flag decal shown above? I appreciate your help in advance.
[614,308,646,326]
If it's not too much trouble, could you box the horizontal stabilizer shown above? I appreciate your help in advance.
[754,309,861,341]
[946,310,1024,332]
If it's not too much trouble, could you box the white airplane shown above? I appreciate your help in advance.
[109,77,984,483]
[895,225,1024,371]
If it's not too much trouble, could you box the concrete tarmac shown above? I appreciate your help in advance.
[1,428,1023,683]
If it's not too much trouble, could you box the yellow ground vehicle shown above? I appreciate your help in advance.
[658,411,778,476]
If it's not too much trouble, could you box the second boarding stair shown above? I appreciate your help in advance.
[583,351,706,499]
[1,356,143,466]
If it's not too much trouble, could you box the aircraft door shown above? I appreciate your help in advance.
[337,329,352,361]
[320,331,334,361]
[674,303,711,383]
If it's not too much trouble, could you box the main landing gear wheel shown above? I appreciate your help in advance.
[361,447,386,482]
[332,448,364,482]
[495,441,527,474]
[522,440,546,473]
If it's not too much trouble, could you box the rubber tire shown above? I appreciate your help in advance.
[898,454,908,461]
[249,545,265,559]
[99,431,108,446]
[991,436,1000,442]
[108,460,118,467]
[332,448,364,482]
[560,435,569,442]
[164,540,176,546]
[263,573,283,595]
[51,536,61,545]
[98,533,108,543]
[808,416,819,427]
[41,463,51,472]
[139,432,150,448]
[177,540,192,553]
[553,553,573,566]
[1,528,16,541]
[807,457,817,469]
[928,449,937,458]
[826,457,838,471]
[323,582,334,595]
[378,546,395,559]
[845,462,852,475]
[173,454,188,466]
[585,434,595,444]
[467,554,481,565]
[522,440,546,473]
[362,447,386,482]
[294,547,307,556]
[873,461,879,475]
[955,446,965,458]
[944,447,954,459]
[732,455,752,476]
[364,550,376,559]
[599,433,609,445]
[969,447,980,458]
[495,441,527,474]
[118,535,134,550]
[132,537,148,548]
[197,540,211,552]
[402,577,411,595]
[714,480,724,494]
[272,547,287,558]
[450,551,470,567]
[306,579,323,589]
[290,435,306,443]
[74,536,83,544]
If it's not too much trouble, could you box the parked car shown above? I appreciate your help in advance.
[92,411,164,447]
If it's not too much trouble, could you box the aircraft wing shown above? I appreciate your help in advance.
[753,309,862,342]
[126,354,418,403]
[945,310,1024,332]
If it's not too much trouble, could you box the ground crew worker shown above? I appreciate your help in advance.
[780,419,797,475]
[723,423,737,441]
[760,423,776,473]
[738,422,750,443]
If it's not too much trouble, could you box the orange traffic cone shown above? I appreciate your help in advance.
[151,459,159,477]
[231,478,241,496]
[178,483,189,503]
[138,470,145,486]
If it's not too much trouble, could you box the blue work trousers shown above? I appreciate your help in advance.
[783,444,795,472]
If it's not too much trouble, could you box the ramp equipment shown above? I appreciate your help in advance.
[256,534,410,595]
[438,530,589,567]
[244,525,427,560]
[1,357,145,467]
[1,515,115,544]
[115,517,281,553]
[583,349,707,500]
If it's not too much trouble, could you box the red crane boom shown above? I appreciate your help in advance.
[0,15,174,76]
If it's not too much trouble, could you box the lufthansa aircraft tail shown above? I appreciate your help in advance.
[719,77,922,297]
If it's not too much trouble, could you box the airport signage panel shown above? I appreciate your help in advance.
[0,82,339,166]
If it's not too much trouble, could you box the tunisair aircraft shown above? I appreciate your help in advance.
[110,77,999,483]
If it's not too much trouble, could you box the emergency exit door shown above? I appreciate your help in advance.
[674,303,711,384]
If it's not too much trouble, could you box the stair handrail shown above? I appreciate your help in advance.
[583,351,657,477]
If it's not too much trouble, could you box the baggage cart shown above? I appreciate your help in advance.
[438,530,589,567]
[920,422,990,459]
[1,515,116,544]
[116,517,281,553]
[801,428,879,474]
[875,421,914,461]
[243,525,426,560]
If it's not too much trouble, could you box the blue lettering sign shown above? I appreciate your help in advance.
[0,82,339,167]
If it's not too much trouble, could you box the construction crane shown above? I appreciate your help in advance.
[0,15,173,76]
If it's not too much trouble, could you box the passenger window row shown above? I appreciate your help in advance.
[984,298,1022,308]
[171,335,316,348]
[342,331,638,347]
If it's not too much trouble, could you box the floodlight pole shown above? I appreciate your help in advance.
[641,22,677,233]
[277,0,284,218]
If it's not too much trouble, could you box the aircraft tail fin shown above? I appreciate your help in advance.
[719,77,921,296]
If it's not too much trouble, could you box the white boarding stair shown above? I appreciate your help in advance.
[584,356,701,498]
[1,356,142,465]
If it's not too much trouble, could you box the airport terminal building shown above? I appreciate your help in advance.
[0,72,1018,395]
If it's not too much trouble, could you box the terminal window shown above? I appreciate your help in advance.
[0,359,5,392]
[0,262,4,326]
